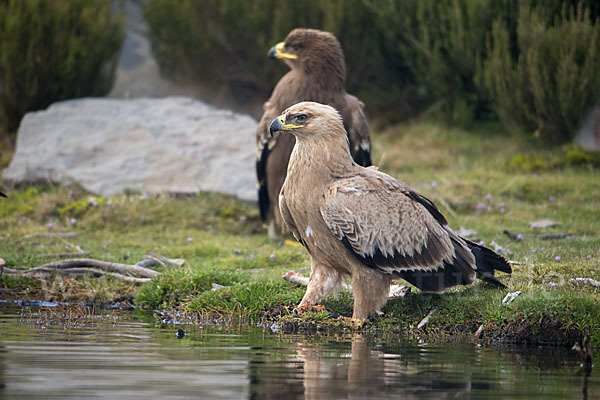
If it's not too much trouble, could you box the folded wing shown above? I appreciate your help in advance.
[320,170,479,292]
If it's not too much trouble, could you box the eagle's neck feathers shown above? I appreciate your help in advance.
[288,133,356,183]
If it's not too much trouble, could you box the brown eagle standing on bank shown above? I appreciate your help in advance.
[270,102,512,321]
[257,28,371,238]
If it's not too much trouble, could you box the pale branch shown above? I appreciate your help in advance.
[417,307,437,330]
[145,253,186,267]
[34,258,160,278]
[3,266,150,283]
[6,258,159,279]
[135,254,186,269]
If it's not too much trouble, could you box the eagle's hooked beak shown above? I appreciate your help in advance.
[269,114,304,136]
[269,115,286,136]
[268,42,297,60]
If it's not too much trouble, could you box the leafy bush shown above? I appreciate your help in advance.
[144,0,406,117]
[370,0,512,125]
[0,0,124,133]
[484,3,600,142]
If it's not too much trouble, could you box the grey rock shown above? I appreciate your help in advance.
[2,97,258,202]
[456,226,478,238]
[530,219,560,230]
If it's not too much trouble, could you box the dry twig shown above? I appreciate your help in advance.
[3,266,150,283]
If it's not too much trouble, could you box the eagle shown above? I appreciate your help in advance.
[270,102,512,321]
[257,28,371,238]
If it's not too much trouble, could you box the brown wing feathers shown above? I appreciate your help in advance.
[324,173,510,292]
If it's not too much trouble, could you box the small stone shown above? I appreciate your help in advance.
[456,227,478,238]
[530,219,561,229]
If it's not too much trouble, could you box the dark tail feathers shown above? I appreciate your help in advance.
[464,238,512,287]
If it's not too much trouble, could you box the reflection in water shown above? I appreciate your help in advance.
[0,305,597,399]
[248,333,598,399]
[249,335,475,399]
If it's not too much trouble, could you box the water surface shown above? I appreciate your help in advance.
[0,305,596,399]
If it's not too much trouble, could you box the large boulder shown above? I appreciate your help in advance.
[2,97,259,202]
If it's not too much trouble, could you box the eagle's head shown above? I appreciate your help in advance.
[269,101,345,141]
[268,28,346,82]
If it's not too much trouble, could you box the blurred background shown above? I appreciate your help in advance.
[1,0,599,159]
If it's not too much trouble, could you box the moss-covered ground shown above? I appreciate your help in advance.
[1,119,599,346]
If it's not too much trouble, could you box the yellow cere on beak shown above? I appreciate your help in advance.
[274,42,297,60]
[279,114,303,130]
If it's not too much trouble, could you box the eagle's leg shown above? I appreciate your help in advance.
[351,269,392,321]
[267,204,287,240]
[267,218,279,240]
[297,260,342,310]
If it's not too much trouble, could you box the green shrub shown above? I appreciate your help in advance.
[484,2,600,142]
[509,143,600,171]
[144,0,405,116]
[0,0,124,133]
[370,0,511,125]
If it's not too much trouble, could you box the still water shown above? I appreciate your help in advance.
[0,304,597,399]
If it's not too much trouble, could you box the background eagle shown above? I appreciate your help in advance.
[270,102,512,321]
[256,28,371,238]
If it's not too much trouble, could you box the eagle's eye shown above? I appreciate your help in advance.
[294,114,308,123]
[292,45,300,51]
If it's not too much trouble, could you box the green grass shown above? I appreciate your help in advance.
[1,118,599,345]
